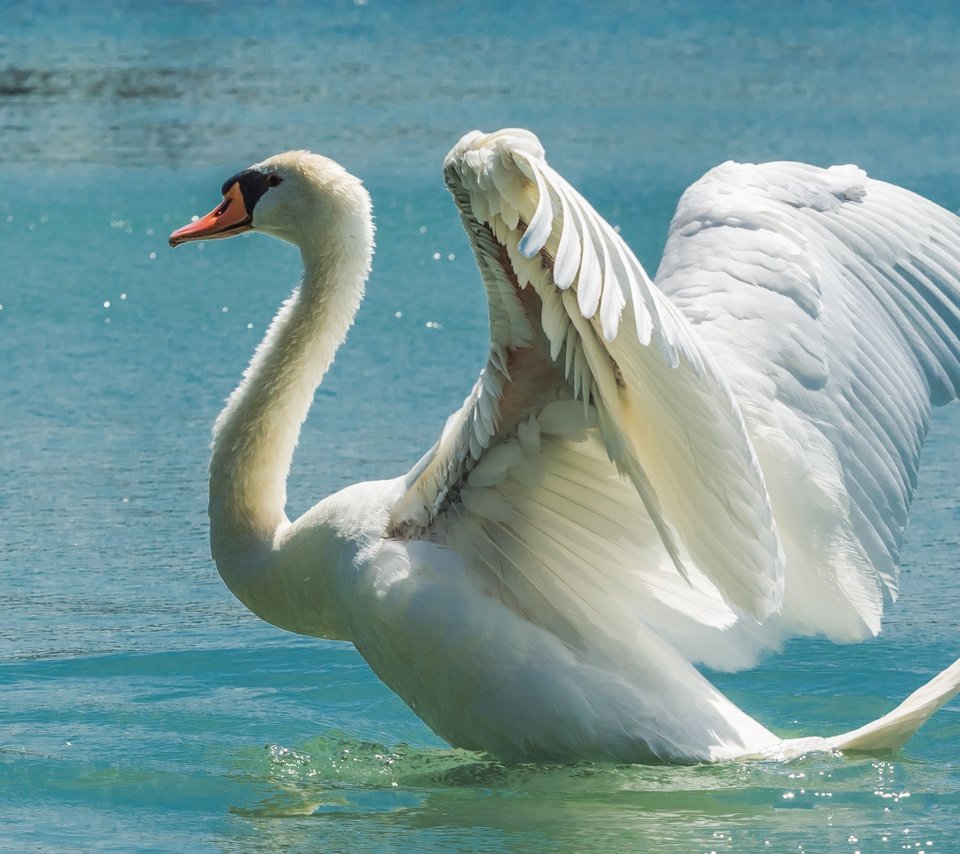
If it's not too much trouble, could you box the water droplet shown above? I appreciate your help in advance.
[120,293,127,300]
[418,225,427,234]
[394,310,402,318]
[191,215,199,222]
[222,306,229,313]
[103,301,111,308]
[432,252,441,260]
[146,227,154,236]
[40,214,48,223]
[149,251,157,260]
[246,322,253,329]
[447,253,455,261]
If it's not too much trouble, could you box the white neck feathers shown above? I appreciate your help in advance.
[208,180,374,563]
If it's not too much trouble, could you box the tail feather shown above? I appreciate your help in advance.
[827,657,960,753]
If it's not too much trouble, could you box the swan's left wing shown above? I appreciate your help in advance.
[388,129,784,643]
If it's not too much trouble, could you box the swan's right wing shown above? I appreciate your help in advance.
[657,160,960,641]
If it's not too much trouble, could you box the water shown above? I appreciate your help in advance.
[2,1,959,850]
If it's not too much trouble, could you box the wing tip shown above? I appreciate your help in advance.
[445,127,546,173]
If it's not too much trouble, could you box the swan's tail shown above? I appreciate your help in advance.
[761,657,960,761]
[825,657,960,753]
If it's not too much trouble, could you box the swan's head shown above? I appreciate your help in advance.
[169,150,371,250]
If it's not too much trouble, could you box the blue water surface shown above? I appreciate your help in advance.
[2,1,959,851]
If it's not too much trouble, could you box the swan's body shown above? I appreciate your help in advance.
[170,130,960,763]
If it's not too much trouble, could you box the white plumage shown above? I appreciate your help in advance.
[169,129,960,764]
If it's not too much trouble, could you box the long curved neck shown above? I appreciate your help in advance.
[208,222,372,564]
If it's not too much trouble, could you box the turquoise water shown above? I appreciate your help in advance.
[2,1,960,850]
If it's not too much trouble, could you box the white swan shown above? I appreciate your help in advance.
[169,129,960,764]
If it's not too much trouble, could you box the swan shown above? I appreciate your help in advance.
[169,129,960,764]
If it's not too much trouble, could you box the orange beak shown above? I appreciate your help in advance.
[169,183,252,247]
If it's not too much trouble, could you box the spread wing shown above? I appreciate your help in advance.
[388,129,787,667]
[390,131,960,669]
[656,160,960,641]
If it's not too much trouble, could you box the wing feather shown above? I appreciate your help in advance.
[407,130,787,625]
[392,132,960,674]
[657,160,960,638]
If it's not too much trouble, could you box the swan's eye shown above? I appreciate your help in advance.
[267,174,282,188]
